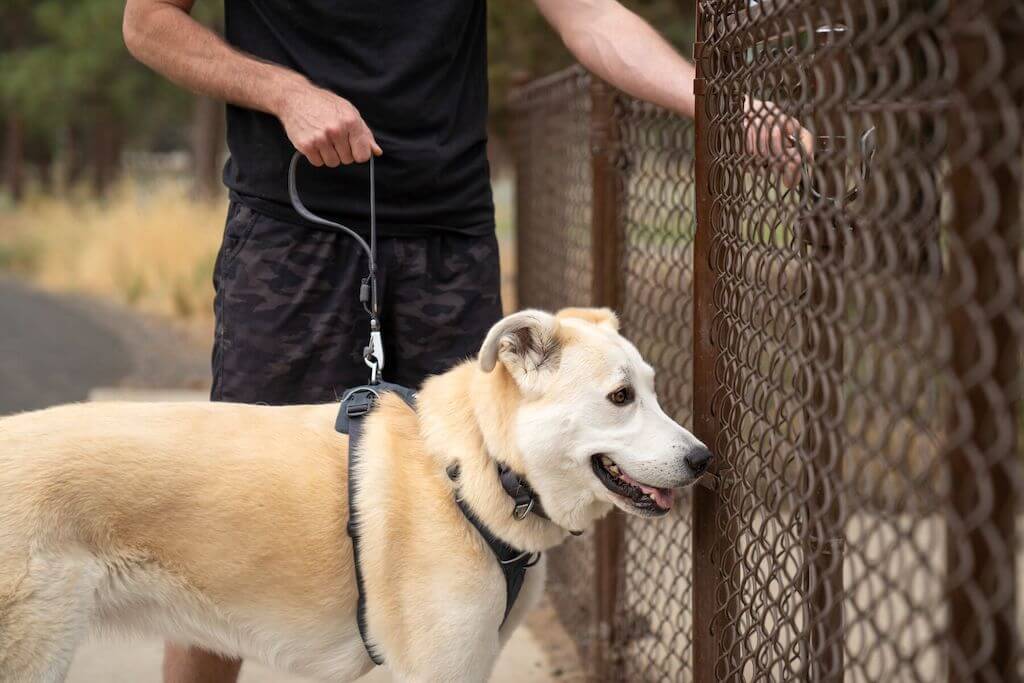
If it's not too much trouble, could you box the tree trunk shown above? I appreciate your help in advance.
[191,94,225,201]
[3,116,25,201]
[66,124,87,188]
[91,114,121,198]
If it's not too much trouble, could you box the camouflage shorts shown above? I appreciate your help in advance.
[210,202,502,404]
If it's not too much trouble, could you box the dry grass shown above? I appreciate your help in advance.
[0,177,519,322]
[0,183,226,322]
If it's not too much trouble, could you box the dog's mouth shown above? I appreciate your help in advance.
[591,454,673,516]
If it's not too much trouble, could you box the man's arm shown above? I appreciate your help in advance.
[123,0,380,167]
[534,0,697,118]
[534,0,812,185]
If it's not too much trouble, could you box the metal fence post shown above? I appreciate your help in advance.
[590,77,626,682]
[946,3,1021,681]
[691,3,734,681]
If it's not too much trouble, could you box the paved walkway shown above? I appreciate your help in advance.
[67,630,550,683]
[0,278,131,414]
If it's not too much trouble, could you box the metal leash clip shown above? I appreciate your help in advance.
[364,326,384,385]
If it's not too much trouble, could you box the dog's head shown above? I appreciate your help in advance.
[479,308,712,530]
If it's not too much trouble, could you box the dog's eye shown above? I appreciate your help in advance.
[608,386,635,406]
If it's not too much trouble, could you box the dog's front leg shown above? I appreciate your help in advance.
[386,622,500,683]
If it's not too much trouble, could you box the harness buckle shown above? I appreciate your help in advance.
[512,497,535,521]
[344,387,380,419]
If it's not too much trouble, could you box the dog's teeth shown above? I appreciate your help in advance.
[601,455,614,467]
[609,465,621,475]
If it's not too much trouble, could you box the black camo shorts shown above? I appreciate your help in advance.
[210,202,503,405]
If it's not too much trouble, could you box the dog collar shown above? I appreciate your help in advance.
[496,463,549,521]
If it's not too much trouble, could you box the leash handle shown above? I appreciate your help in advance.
[288,150,384,380]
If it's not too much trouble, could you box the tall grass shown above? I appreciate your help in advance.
[0,183,226,321]
[0,177,519,320]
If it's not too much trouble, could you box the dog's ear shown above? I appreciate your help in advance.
[479,310,561,387]
[556,307,619,331]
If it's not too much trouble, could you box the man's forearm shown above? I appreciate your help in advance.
[539,1,696,119]
[123,0,381,166]
[122,0,304,118]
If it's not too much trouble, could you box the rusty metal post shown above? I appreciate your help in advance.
[691,3,735,680]
[946,3,1021,681]
[590,77,626,682]
[799,25,850,680]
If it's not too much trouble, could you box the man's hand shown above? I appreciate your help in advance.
[744,98,814,189]
[123,0,381,168]
[536,0,815,188]
[276,83,383,167]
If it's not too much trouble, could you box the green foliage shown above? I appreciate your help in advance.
[0,0,218,150]
[1,0,692,173]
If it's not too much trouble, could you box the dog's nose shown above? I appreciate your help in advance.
[684,446,713,477]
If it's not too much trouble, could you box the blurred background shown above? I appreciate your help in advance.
[0,0,692,341]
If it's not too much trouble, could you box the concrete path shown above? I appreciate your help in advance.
[0,278,132,414]
[67,629,551,683]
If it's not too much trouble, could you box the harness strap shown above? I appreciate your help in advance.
[455,496,541,625]
[337,383,543,666]
[340,387,388,666]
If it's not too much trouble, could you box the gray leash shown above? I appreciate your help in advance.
[287,151,384,383]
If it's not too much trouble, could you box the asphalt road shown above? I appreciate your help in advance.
[0,278,132,415]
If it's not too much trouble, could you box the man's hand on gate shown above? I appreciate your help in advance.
[276,81,383,168]
[744,98,814,189]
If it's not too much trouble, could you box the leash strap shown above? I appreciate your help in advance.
[289,151,384,383]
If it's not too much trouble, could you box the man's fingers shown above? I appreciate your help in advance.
[301,143,325,168]
[350,127,377,163]
[371,141,383,157]
[319,139,342,168]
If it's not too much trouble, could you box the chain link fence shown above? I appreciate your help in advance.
[512,1,1022,680]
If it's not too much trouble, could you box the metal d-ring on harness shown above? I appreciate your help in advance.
[288,151,384,384]
[288,150,545,668]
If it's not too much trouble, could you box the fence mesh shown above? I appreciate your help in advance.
[512,1,1022,680]
[511,66,600,676]
[701,1,1022,680]
[613,101,698,682]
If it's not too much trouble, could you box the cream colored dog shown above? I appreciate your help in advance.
[0,307,711,682]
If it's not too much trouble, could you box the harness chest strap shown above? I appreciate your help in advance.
[337,384,542,667]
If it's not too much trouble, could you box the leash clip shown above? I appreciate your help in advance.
[364,328,385,384]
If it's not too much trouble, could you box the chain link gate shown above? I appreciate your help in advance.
[511,1,1022,680]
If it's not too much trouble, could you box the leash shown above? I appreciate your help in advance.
[288,151,384,383]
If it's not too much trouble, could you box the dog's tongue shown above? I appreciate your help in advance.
[642,485,674,510]
[620,471,674,510]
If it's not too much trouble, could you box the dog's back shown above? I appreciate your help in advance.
[0,401,359,683]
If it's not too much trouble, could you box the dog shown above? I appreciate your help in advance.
[0,307,711,682]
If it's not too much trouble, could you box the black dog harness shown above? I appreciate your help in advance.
[337,384,544,666]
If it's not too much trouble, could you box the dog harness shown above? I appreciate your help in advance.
[337,384,544,666]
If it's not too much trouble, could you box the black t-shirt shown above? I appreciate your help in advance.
[223,0,493,236]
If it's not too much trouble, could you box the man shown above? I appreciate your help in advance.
[122,0,808,680]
